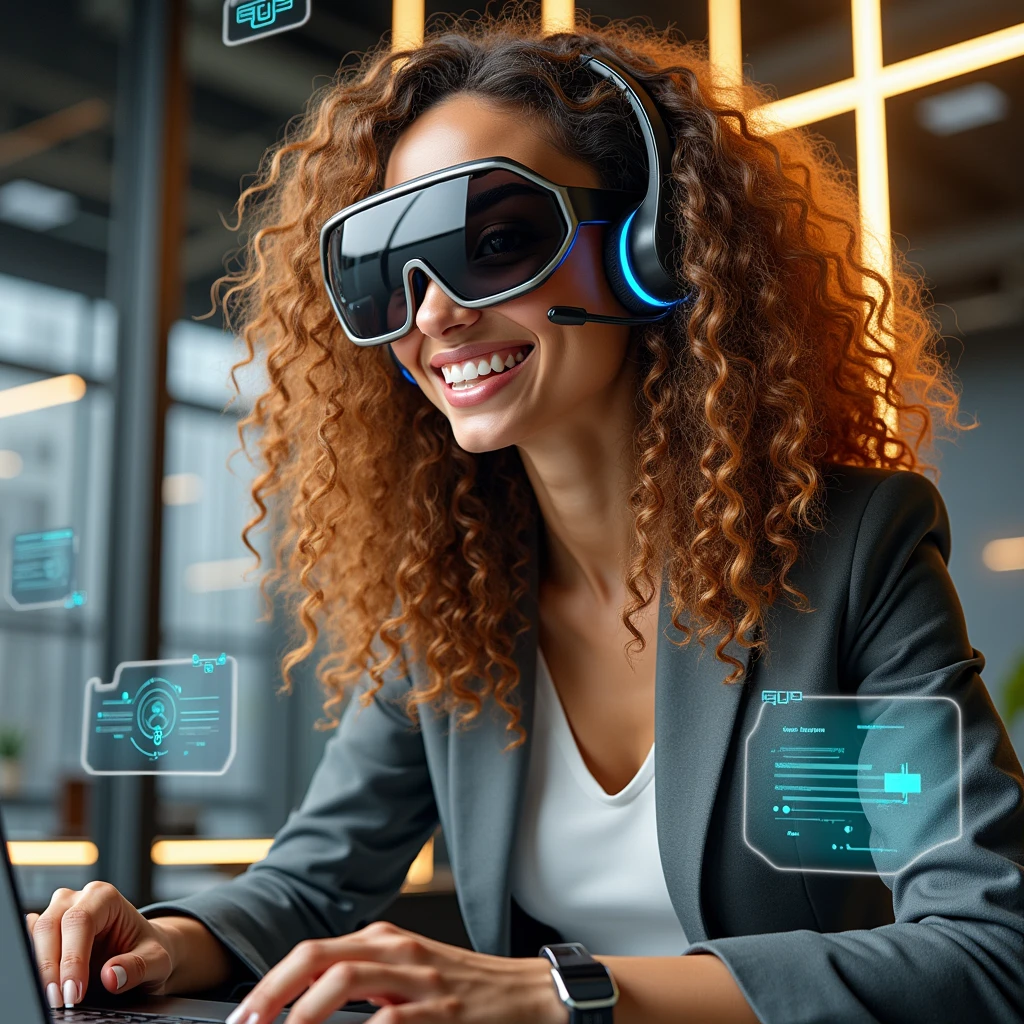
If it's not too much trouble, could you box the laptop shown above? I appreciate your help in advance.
[1,817,372,1024]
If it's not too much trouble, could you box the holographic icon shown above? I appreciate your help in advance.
[82,655,237,775]
[222,0,310,46]
[7,528,79,610]
[193,652,227,673]
[743,694,961,875]
[64,590,87,609]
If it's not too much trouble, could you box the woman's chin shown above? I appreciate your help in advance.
[451,423,520,455]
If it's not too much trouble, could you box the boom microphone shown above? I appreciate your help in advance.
[546,305,672,326]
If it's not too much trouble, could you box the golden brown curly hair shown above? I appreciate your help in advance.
[221,11,961,750]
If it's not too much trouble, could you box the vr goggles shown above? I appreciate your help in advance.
[320,158,644,345]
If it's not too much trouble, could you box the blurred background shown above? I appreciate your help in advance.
[0,0,1021,945]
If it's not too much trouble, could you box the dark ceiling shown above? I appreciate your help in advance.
[0,0,1021,336]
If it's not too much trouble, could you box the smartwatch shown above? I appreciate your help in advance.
[539,942,619,1023]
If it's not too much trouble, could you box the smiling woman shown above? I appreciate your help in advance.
[24,8,1024,1024]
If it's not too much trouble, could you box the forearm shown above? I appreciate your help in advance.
[594,953,759,1024]
[150,916,234,995]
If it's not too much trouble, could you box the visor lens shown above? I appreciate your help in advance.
[327,168,568,340]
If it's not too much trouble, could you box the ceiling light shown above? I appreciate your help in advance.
[916,81,1009,136]
[0,374,86,419]
[982,537,1024,572]
[0,179,78,232]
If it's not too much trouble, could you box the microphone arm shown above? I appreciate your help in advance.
[547,305,673,326]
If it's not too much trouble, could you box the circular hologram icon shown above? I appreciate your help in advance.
[136,678,178,749]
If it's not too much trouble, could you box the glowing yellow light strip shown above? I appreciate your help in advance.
[149,837,435,886]
[403,836,435,887]
[7,841,99,866]
[756,22,1024,131]
[391,0,425,51]
[982,537,1024,572]
[880,22,1024,99]
[541,0,575,35]
[151,838,273,865]
[851,0,892,285]
[0,374,86,419]
[708,0,743,96]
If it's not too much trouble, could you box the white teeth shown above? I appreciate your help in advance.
[439,346,531,386]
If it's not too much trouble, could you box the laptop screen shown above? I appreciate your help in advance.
[0,817,49,1024]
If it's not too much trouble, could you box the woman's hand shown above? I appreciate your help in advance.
[225,921,569,1024]
[25,881,229,1007]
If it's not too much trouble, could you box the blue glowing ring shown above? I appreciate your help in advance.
[618,211,674,308]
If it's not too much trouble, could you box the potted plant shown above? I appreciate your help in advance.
[0,725,27,796]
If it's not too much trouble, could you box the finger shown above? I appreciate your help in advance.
[59,881,122,1006]
[25,913,39,936]
[286,963,442,1024]
[101,936,172,996]
[227,940,339,1024]
[370,998,461,1024]
[31,889,77,1010]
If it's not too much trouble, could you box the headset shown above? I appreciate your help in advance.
[390,53,685,385]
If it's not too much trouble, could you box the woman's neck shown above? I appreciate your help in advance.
[516,360,640,611]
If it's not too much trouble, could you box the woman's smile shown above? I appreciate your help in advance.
[433,343,537,407]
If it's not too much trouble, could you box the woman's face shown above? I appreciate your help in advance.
[385,93,635,453]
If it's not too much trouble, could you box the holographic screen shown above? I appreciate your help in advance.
[7,528,86,610]
[744,693,961,875]
[82,655,237,775]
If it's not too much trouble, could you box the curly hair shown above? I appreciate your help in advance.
[220,10,961,750]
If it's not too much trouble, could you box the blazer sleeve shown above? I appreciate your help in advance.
[686,470,1024,1024]
[138,662,439,979]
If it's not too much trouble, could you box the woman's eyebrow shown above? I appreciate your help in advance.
[466,181,547,217]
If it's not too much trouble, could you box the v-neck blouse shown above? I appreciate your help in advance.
[508,646,689,955]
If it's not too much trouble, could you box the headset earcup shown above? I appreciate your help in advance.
[602,220,660,316]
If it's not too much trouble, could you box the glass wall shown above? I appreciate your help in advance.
[0,0,126,908]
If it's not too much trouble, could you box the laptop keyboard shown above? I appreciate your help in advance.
[57,1011,219,1024]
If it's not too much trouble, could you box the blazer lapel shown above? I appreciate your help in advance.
[654,593,751,943]
[446,518,540,956]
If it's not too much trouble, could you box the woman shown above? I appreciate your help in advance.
[29,15,1024,1024]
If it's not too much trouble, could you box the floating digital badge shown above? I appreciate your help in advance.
[7,528,85,611]
[744,692,961,875]
[222,0,311,46]
[81,654,237,775]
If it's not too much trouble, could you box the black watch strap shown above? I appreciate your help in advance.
[539,942,618,1023]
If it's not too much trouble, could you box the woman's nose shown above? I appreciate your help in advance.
[414,276,482,338]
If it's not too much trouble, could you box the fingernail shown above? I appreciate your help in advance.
[62,979,80,1008]
[45,983,60,1009]
[112,965,128,991]
[225,1004,247,1024]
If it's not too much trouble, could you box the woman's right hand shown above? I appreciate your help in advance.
[26,881,212,1008]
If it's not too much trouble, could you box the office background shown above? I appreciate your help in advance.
[0,0,1021,928]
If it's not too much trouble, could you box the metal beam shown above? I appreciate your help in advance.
[92,0,188,907]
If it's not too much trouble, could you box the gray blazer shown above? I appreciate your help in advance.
[143,466,1024,1023]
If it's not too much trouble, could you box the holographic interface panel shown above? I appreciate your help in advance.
[744,693,961,875]
[81,655,237,775]
[8,528,85,610]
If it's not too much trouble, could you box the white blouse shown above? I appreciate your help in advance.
[509,647,689,955]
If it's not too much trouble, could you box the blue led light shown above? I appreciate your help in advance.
[618,211,674,308]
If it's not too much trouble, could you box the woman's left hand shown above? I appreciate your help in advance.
[226,921,569,1024]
